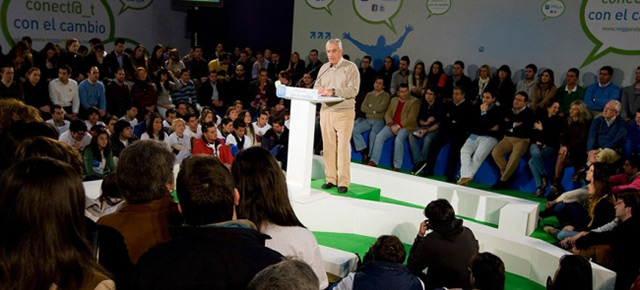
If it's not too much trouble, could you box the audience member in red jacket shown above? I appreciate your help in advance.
[192,122,234,167]
[611,155,640,195]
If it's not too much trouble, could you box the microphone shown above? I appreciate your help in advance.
[296,63,324,87]
[309,63,332,89]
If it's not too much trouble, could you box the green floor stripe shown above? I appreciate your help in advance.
[311,179,381,201]
[313,231,544,289]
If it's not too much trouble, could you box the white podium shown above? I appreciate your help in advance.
[276,83,343,203]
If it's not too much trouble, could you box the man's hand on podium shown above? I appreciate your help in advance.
[317,86,333,96]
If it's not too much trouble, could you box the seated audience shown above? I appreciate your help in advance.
[0,157,115,289]
[367,83,419,171]
[240,110,257,146]
[542,163,609,229]
[119,104,138,128]
[467,252,506,290]
[253,110,272,143]
[555,68,585,117]
[97,140,182,264]
[443,60,472,101]
[217,117,234,140]
[134,155,283,289]
[610,155,640,195]
[248,259,320,290]
[426,61,447,99]
[625,109,640,158]
[105,67,131,117]
[546,255,592,290]
[470,64,491,105]
[23,67,52,119]
[407,199,479,289]
[621,66,640,121]
[458,90,503,185]
[232,147,328,288]
[83,127,116,180]
[516,64,537,99]
[226,118,251,153]
[48,65,79,119]
[261,117,289,169]
[487,65,515,107]
[585,100,626,166]
[0,64,23,101]
[408,62,427,97]
[192,121,234,167]
[409,88,443,175]
[530,69,557,111]
[110,119,138,158]
[154,69,174,119]
[58,119,91,152]
[78,66,106,117]
[140,113,170,149]
[544,177,615,241]
[333,235,423,290]
[551,100,591,195]
[167,118,192,164]
[46,105,71,135]
[491,91,535,189]
[584,66,621,116]
[425,86,473,181]
[131,67,158,119]
[574,190,640,290]
[352,77,391,164]
[529,101,562,197]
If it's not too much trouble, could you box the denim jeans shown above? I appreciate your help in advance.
[459,135,498,179]
[408,130,440,163]
[352,118,385,152]
[370,126,411,168]
[555,229,578,241]
[528,144,556,187]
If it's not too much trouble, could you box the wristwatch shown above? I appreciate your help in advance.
[332,88,336,96]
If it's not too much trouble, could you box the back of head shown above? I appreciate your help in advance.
[0,99,44,132]
[14,136,84,176]
[231,147,303,231]
[117,140,175,204]
[0,121,58,172]
[0,157,97,289]
[247,259,319,290]
[550,255,592,290]
[424,198,456,226]
[177,155,235,225]
[371,235,406,263]
[470,252,505,290]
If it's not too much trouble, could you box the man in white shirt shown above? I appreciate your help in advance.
[49,65,79,119]
[58,119,91,152]
[252,111,272,143]
[119,105,139,128]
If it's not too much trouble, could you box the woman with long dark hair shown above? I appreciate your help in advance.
[83,128,116,180]
[141,113,170,149]
[154,69,174,118]
[408,62,427,97]
[232,147,328,289]
[531,69,558,111]
[426,61,447,98]
[148,44,165,79]
[0,157,114,289]
[34,42,59,82]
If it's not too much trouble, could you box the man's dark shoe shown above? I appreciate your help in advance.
[321,182,336,189]
[411,161,426,175]
[361,148,370,164]
[392,167,400,172]
[338,186,348,193]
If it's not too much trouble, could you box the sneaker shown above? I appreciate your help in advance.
[411,162,427,175]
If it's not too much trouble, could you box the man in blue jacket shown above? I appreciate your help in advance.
[584,66,621,116]
[587,100,627,165]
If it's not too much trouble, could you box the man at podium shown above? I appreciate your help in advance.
[315,39,361,193]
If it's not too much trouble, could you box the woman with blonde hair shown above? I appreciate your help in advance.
[470,64,492,105]
[550,100,592,195]
[167,118,192,164]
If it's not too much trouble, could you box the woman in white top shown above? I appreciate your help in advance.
[232,147,328,289]
[167,118,192,164]
[140,113,170,150]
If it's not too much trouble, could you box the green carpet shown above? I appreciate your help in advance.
[313,231,544,290]
[310,179,380,201]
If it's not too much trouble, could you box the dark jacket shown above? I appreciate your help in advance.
[530,111,563,149]
[487,78,515,108]
[443,74,472,101]
[353,261,423,290]
[469,103,503,140]
[134,222,283,290]
[500,106,535,139]
[261,127,289,151]
[407,219,479,290]
[105,50,135,80]
[575,216,640,290]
